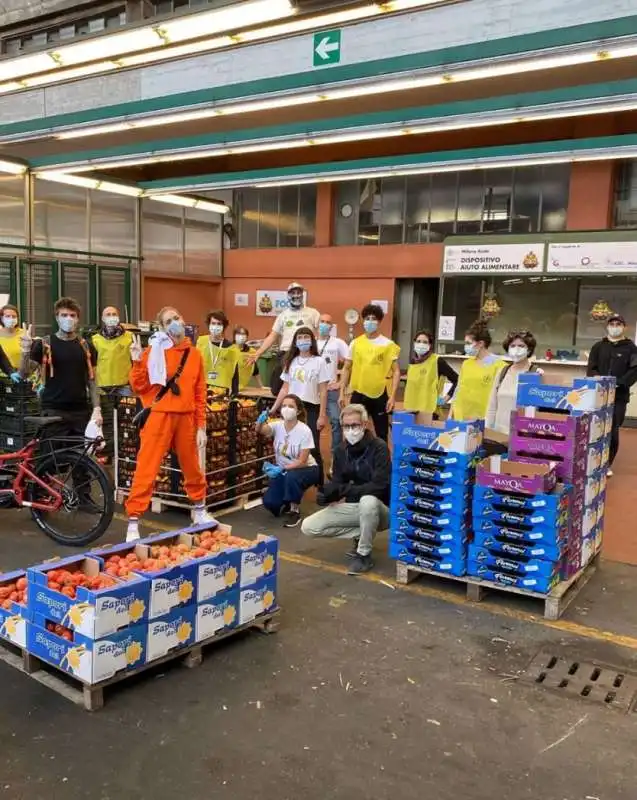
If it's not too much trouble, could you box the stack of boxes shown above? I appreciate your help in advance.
[0,523,278,686]
[0,379,39,453]
[388,417,483,577]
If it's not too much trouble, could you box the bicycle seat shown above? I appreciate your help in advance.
[24,416,63,427]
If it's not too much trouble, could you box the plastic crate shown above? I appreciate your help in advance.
[0,414,38,437]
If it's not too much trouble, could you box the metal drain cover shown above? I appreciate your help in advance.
[521,652,637,712]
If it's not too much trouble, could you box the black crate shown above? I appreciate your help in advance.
[1,394,40,415]
[0,379,37,399]
[0,431,33,453]
[0,414,38,437]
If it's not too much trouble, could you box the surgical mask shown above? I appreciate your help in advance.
[166,319,185,338]
[209,323,224,338]
[413,342,430,357]
[344,426,365,445]
[297,340,312,352]
[508,345,528,363]
[2,316,17,329]
[319,322,331,338]
[363,320,378,335]
[235,334,247,346]
[288,293,303,309]
[281,406,297,421]
[57,316,77,333]
[103,315,119,328]
[464,342,478,357]
[607,326,623,339]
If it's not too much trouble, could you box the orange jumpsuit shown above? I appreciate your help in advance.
[125,339,207,517]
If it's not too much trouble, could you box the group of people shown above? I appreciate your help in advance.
[0,286,634,574]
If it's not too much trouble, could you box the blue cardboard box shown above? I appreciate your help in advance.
[516,373,606,412]
[395,447,475,470]
[27,555,150,639]
[472,483,570,514]
[473,509,567,536]
[389,534,466,560]
[390,547,467,577]
[466,562,559,594]
[391,503,470,532]
[472,531,566,563]
[468,544,560,578]
[0,569,28,648]
[392,484,470,515]
[240,535,279,589]
[393,418,484,454]
[195,590,240,642]
[239,574,277,625]
[146,604,197,663]
[27,617,147,684]
[394,459,473,486]
[391,474,462,500]
[391,518,468,545]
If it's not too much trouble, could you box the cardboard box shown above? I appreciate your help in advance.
[511,409,591,442]
[239,536,279,589]
[389,547,467,577]
[146,605,197,663]
[588,412,606,444]
[394,459,473,486]
[473,508,568,537]
[390,531,467,557]
[393,419,484,455]
[472,531,565,562]
[468,544,560,578]
[27,555,150,640]
[392,485,470,516]
[239,575,277,625]
[395,447,475,470]
[472,483,570,513]
[390,518,468,545]
[0,569,28,648]
[195,591,240,642]
[391,474,459,500]
[466,562,559,594]
[508,431,586,462]
[476,456,557,495]
[391,504,470,533]
[516,373,607,412]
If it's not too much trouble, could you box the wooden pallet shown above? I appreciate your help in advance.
[0,610,279,712]
[395,552,600,621]
[115,490,263,518]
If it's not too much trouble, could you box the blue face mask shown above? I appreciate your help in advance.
[318,322,331,338]
[297,341,312,352]
[363,320,378,335]
[167,319,185,338]
[57,315,77,333]
[464,342,478,357]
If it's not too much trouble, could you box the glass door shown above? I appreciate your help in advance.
[19,259,58,336]
[61,262,97,326]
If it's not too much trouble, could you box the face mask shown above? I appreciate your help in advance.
[318,322,331,338]
[413,342,430,357]
[607,326,623,339]
[58,316,77,333]
[464,342,478,357]
[235,334,247,346]
[209,323,224,338]
[166,319,185,338]
[2,316,17,329]
[344,426,365,446]
[297,340,312,352]
[508,345,528,363]
[103,315,119,328]
[363,320,378,335]
[288,293,303,309]
[281,406,297,421]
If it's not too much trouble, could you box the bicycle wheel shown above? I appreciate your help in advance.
[28,452,114,546]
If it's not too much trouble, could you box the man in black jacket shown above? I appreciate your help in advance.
[301,403,391,574]
[587,314,637,474]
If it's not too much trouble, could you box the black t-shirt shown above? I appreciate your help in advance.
[31,336,98,411]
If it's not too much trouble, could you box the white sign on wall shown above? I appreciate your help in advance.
[547,241,637,273]
[443,243,545,274]
[437,315,456,341]
[234,293,248,307]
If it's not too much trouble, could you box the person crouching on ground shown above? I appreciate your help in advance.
[257,394,320,528]
[301,403,391,575]
[125,305,216,541]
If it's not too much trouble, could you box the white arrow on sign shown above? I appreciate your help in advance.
[315,36,339,60]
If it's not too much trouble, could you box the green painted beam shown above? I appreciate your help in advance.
[140,134,637,190]
[29,77,637,169]
[3,14,637,139]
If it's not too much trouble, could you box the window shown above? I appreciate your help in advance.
[614,160,637,228]
[235,186,316,248]
[33,180,89,252]
[333,165,570,245]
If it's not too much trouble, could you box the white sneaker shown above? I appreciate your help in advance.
[607,469,614,477]
[126,519,140,542]
[192,506,218,526]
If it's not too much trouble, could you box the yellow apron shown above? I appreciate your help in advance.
[232,344,256,391]
[0,330,24,370]
[350,335,400,399]
[197,336,238,390]
[404,355,439,414]
[452,356,506,421]
[92,331,133,387]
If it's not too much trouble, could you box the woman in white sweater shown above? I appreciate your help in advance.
[486,329,539,435]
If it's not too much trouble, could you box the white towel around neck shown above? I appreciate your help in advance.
[147,331,174,386]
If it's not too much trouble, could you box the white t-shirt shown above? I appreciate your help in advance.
[273,306,320,351]
[270,420,317,468]
[281,355,329,405]
[317,336,351,385]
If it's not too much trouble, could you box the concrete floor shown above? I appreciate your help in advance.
[2,504,637,800]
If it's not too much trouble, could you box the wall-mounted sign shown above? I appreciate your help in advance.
[443,243,545,274]
[437,315,456,342]
[255,290,309,317]
[547,241,637,273]
[234,293,248,307]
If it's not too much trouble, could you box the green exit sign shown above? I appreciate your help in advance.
[313,30,341,67]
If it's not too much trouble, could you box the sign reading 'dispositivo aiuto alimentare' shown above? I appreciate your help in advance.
[443,244,546,274]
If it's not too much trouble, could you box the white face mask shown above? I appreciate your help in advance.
[344,426,365,445]
[58,315,77,333]
[413,342,430,357]
[209,323,224,338]
[103,315,119,328]
[2,316,17,329]
[508,345,528,363]
[281,406,297,422]
[607,326,624,339]
[235,334,247,346]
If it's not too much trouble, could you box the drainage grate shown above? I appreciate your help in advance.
[520,652,637,712]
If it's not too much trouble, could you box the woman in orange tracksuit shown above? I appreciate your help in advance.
[125,306,216,541]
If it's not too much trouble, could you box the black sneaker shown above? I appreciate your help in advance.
[345,538,360,558]
[348,554,374,575]
[283,510,302,528]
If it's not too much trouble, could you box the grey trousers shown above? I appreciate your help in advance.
[300,495,389,556]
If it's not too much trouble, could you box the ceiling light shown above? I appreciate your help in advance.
[158,0,293,43]
[150,194,228,213]
[0,159,27,174]
[36,171,143,195]
[377,0,447,9]
[57,122,134,140]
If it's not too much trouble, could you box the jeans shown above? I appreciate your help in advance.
[326,389,342,454]
[610,395,628,466]
[262,465,320,516]
[39,408,92,501]
[350,391,389,442]
[301,495,390,556]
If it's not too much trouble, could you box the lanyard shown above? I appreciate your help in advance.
[208,339,225,370]
[318,337,330,357]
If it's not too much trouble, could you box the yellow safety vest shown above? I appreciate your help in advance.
[452,356,506,421]
[92,331,133,387]
[404,355,439,414]
[197,336,238,390]
[0,330,24,369]
[232,344,256,391]
[350,335,400,399]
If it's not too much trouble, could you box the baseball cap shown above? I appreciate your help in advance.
[608,314,626,325]
[287,282,304,292]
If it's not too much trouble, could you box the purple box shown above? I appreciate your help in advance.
[511,410,591,442]
[476,457,557,496]
[509,432,585,462]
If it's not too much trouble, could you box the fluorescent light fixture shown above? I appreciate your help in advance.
[0,159,27,174]
[158,0,293,43]
[36,171,143,196]
[150,194,229,213]
[377,0,446,9]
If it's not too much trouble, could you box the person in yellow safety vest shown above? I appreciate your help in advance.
[91,306,133,390]
[196,309,239,393]
[231,326,262,392]
[450,319,506,422]
[340,303,400,442]
[0,304,28,371]
[403,330,458,420]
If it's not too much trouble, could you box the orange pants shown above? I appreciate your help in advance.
[125,411,206,518]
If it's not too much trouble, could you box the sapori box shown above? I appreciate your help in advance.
[443,243,545,274]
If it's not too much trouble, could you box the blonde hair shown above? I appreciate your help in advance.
[157,306,181,326]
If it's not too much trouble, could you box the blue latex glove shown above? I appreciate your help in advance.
[36,384,44,397]
[256,410,269,425]
[9,372,21,384]
[262,462,284,479]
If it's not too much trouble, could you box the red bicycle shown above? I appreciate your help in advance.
[0,416,114,546]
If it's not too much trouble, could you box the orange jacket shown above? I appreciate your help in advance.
[130,340,206,428]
